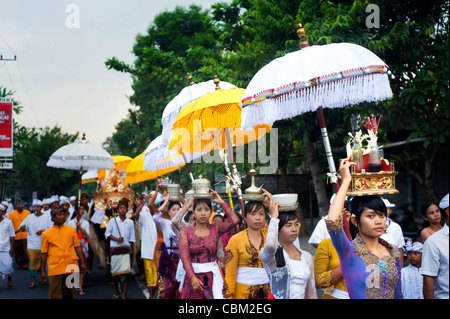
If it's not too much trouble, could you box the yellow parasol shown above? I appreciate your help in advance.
[81,170,98,184]
[97,155,133,181]
[168,85,271,212]
[124,151,184,184]
[169,87,271,153]
[124,152,157,184]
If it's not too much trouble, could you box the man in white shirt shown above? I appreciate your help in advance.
[18,200,53,288]
[105,199,136,299]
[0,204,15,289]
[134,193,158,298]
[381,198,405,267]
[421,193,449,299]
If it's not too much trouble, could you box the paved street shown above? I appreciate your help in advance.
[0,258,148,299]
[0,234,319,300]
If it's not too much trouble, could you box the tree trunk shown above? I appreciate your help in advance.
[305,141,329,217]
[278,138,309,237]
[400,142,440,203]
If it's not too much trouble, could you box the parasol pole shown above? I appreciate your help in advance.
[224,127,245,214]
[298,23,350,239]
[181,152,195,182]
[316,106,340,193]
[78,166,83,207]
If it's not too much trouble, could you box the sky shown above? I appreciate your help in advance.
[0,0,225,147]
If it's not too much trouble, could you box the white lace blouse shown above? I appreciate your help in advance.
[259,218,317,299]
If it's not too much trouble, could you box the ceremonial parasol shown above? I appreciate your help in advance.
[161,74,236,146]
[240,24,393,190]
[81,170,98,184]
[46,133,114,204]
[97,155,133,181]
[142,134,200,184]
[169,85,271,211]
[124,151,158,184]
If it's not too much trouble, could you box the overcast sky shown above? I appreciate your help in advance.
[0,0,224,147]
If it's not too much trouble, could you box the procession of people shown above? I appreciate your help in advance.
[0,167,448,300]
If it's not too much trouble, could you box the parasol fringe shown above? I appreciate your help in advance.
[241,72,392,131]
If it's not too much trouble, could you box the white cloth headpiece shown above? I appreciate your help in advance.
[439,193,449,209]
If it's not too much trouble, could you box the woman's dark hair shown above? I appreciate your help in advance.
[168,201,181,211]
[278,211,298,232]
[420,201,442,227]
[350,196,387,232]
[350,196,386,219]
[135,193,144,200]
[193,198,212,212]
[183,210,194,223]
[244,201,266,217]
[274,211,298,268]
[421,202,436,217]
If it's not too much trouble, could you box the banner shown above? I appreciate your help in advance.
[0,101,13,157]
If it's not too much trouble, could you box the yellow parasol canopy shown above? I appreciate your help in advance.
[124,152,157,184]
[124,151,184,184]
[168,87,271,154]
[97,155,133,181]
[81,170,98,184]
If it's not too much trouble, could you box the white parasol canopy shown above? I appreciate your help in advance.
[240,42,392,131]
[240,24,393,194]
[143,135,204,181]
[46,136,114,171]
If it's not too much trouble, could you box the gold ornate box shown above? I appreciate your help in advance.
[347,161,399,197]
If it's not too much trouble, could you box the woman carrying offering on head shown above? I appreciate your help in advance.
[259,198,317,299]
[178,188,240,299]
[325,158,402,299]
[223,195,271,299]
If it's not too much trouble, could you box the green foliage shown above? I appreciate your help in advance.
[6,125,80,200]
[104,0,448,200]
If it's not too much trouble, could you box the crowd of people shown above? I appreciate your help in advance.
[0,164,448,300]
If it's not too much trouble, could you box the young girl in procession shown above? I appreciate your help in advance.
[223,198,271,299]
[178,188,240,299]
[420,201,443,242]
[259,200,317,299]
[325,158,402,299]
[154,195,183,298]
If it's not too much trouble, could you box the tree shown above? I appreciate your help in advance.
[7,125,79,201]
[105,0,449,217]
[105,5,224,157]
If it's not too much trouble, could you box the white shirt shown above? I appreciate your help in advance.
[90,207,105,225]
[67,218,91,238]
[420,224,449,299]
[0,218,15,251]
[153,210,179,254]
[308,216,329,245]
[19,213,53,250]
[105,216,136,248]
[401,264,424,299]
[287,254,316,299]
[136,206,158,260]
[381,219,405,248]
